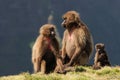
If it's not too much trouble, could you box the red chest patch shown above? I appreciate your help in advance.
[46,38,51,50]
[68,34,73,41]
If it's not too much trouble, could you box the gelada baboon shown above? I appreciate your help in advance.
[61,11,93,67]
[32,24,65,74]
[93,43,111,69]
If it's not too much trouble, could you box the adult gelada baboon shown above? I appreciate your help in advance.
[32,24,65,74]
[93,43,111,69]
[61,11,93,67]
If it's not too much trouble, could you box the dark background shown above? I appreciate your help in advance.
[0,0,120,76]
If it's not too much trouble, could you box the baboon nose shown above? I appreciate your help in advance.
[62,20,65,25]
[51,31,54,34]
[98,49,100,51]
[61,20,66,28]
[51,31,55,36]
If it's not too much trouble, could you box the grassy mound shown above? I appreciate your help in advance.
[0,66,120,80]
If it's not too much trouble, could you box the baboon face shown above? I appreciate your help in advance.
[98,53,106,60]
[95,43,105,52]
[62,11,80,28]
[40,24,56,38]
[49,27,56,37]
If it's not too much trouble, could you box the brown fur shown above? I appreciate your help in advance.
[93,43,111,69]
[32,24,65,74]
[61,11,93,67]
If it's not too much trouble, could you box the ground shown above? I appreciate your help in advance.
[0,66,120,80]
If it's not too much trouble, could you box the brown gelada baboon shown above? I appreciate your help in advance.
[93,43,111,69]
[61,11,94,67]
[32,24,65,74]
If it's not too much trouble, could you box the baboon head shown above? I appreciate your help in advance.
[40,24,56,38]
[61,11,80,28]
[95,43,105,52]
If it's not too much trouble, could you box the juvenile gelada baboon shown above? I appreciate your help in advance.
[93,43,111,69]
[61,11,94,67]
[32,24,65,74]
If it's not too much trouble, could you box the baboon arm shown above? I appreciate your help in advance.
[50,45,59,58]
[61,31,67,59]
[68,46,81,66]
[94,52,99,64]
[67,36,82,66]
[61,44,66,59]
[32,36,46,63]
[50,38,61,58]
[38,41,48,63]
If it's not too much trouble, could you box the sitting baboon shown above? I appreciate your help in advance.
[32,24,65,74]
[93,43,111,69]
[61,11,93,67]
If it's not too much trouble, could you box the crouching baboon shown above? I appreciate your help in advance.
[32,24,65,74]
[61,11,94,67]
[93,43,111,69]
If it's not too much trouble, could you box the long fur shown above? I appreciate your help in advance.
[61,11,94,66]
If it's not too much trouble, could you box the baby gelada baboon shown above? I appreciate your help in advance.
[93,43,111,69]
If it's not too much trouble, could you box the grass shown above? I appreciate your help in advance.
[0,66,120,80]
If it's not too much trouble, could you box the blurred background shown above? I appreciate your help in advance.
[0,0,120,76]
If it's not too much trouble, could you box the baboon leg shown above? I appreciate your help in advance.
[80,57,89,65]
[93,62,101,70]
[54,59,66,74]
[41,60,46,74]
[33,59,40,73]
[79,53,89,65]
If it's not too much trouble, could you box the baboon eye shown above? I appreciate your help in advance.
[63,17,67,20]
[50,27,54,31]
[49,28,55,33]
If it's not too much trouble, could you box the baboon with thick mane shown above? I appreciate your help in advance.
[93,43,111,69]
[61,11,93,67]
[32,24,65,74]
